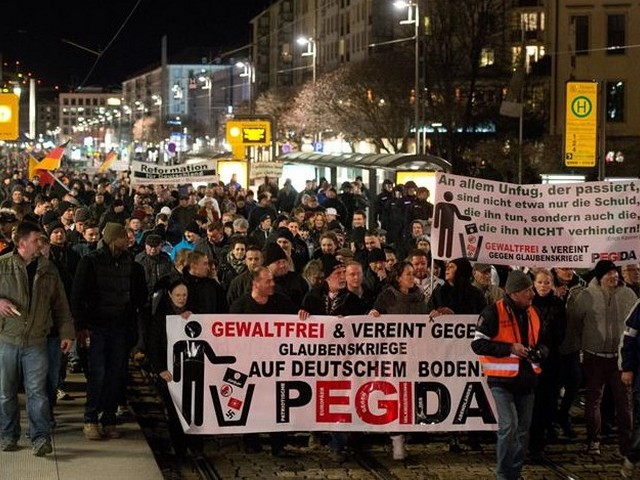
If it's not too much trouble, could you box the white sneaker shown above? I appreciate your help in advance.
[391,434,407,460]
[621,458,635,479]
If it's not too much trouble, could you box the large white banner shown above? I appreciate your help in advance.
[432,173,640,268]
[129,159,218,185]
[165,314,497,434]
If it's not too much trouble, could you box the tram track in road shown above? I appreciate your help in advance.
[537,456,582,480]
[193,454,223,480]
[350,447,401,480]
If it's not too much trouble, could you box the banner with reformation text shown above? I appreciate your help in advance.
[129,159,217,185]
[165,314,496,434]
[431,173,640,268]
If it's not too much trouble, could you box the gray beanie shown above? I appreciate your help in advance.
[505,270,533,294]
[74,207,91,223]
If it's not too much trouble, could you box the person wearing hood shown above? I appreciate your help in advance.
[428,258,486,317]
[370,261,429,460]
[427,257,487,453]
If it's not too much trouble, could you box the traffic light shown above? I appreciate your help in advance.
[0,94,19,141]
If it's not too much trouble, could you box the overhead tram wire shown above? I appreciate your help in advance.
[76,0,144,89]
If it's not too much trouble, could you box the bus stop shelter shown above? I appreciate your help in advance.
[275,151,452,196]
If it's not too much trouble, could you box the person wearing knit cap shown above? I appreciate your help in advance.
[300,253,366,461]
[169,221,202,262]
[44,220,66,237]
[472,268,548,480]
[65,207,92,245]
[263,241,288,267]
[101,222,128,245]
[504,269,533,294]
[74,207,91,224]
[566,259,637,456]
[58,201,75,217]
[70,218,146,441]
[41,210,59,230]
[263,243,308,308]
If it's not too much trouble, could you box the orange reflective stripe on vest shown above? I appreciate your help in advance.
[480,299,542,377]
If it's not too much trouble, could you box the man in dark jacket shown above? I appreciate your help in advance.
[194,221,229,263]
[182,250,228,314]
[134,234,174,353]
[226,245,263,306]
[301,255,366,317]
[621,298,640,478]
[375,179,394,230]
[276,179,298,214]
[264,243,308,308]
[248,193,278,233]
[70,222,147,441]
[300,254,366,460]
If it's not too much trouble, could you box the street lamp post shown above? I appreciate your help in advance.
[151,94,162,141]
[394,0,421,155]
[297,36,317,83]
[198,74,213,133]
[236,61,255,114]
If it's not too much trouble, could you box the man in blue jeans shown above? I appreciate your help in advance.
[0,221,74,456]
[471,270,547,480]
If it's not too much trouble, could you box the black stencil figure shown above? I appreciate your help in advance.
[433,191,472,258]
[172,321,236,426]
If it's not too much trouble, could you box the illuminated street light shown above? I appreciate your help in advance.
[394,0,421,154]
[197,72,214,134]
[297,36,317,83]
[236,61,255,114]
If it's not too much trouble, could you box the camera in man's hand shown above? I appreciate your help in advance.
[526,346,544,363]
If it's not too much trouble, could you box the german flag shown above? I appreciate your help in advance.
[98,149,118,172]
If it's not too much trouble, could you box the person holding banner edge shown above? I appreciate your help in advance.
[229,266,308,457]
[146,279,204,460]
[370,260,429,461]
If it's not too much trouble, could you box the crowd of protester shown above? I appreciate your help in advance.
[1,152,640,479]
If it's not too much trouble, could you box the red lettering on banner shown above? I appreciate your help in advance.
[356,381,399,425]
[211,321,324,338]
[316,381,351,423]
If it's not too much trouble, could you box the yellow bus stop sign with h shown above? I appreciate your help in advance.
[564,81,598,168]
[0,94,19,141]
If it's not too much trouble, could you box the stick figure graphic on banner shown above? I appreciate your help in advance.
[434,191,472,258]
[172,321,236,426]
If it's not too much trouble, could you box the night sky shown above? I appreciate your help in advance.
[0,0,274,90]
